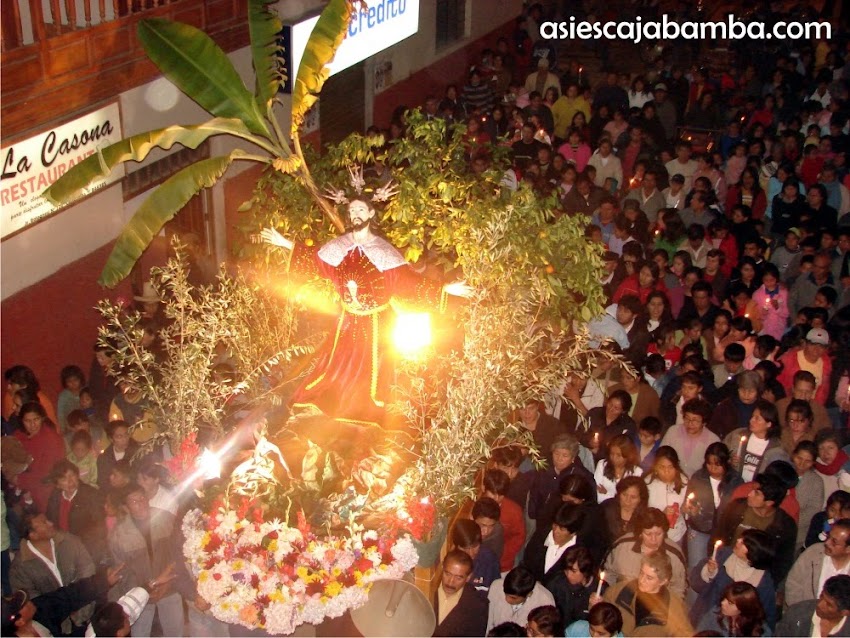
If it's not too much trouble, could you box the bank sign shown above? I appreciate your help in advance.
[0,102,123,240]
[284,0,420,89]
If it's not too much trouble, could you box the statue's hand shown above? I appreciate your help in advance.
[260,227,294,250]
[443,280,473,298]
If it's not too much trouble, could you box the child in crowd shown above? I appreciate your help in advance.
[67,429,98,487]
[635,417,663,472]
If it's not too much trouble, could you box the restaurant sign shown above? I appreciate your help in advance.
[1,102,124,240]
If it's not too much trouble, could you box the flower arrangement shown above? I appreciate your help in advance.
[182,507,419,635]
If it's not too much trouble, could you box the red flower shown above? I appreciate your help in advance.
[306,580,324,596]
[213,573,222,581]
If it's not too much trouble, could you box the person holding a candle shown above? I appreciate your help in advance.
[644,447,689,544]
[585,391,637,463]
[752,264,790,340]
[714,473,798,587]
[684,443,744,574]
[688,528,778,630]
[594,552,693,637]
[593,435,644,501]
[602,508,687,599]
[723,398,788,482]
[545,545,601,627]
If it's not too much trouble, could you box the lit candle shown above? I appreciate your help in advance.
[712,540,722,560]
[741,115,746,122]
[579,66,583,84]
[593,432,600,447]
[687,492,695,502]
[736,435,747,459]
[596,570,605,596]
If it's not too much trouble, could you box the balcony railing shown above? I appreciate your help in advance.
[2,0,189,51]
[1,0,249,141]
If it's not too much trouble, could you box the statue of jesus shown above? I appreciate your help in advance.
[261,192,470,428]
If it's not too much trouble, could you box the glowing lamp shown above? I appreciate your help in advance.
[198,448,222,480]
[393,313,432,358]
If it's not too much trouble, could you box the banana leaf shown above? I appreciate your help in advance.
[138,18,270,138]
[291,0,352,136]
[43,119,252,206]
[99,151,251,287]
[248,0,283,112]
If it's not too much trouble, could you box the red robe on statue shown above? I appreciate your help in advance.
[289,234,443,427]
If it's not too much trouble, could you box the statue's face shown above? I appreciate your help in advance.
[348,200,375,230]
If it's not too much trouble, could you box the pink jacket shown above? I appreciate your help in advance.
[752,285,790,340]
[557,142,592,172]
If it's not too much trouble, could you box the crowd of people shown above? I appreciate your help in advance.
[423,1,850,637]
[3,0,850,636]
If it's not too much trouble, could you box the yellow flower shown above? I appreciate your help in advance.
[325,581,343,597]
[270,591,285,603]
[198,572,209,582]
[379,564,388,571]
[267,540,278,552]
[332,567,342,577]
[233,560,244,570]
[201,532,211,547]
[296,566,310,581]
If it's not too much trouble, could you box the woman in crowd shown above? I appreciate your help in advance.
[791,440,825,551]
[644,290,674,335]
[704,310,734,366]
[814,430,850,500]
[689,529,777,630]
[596,553,693,636]
[12,402,65,512]
[594,434,643,502]
[586,391,637,461]
[725,398,788,482]
[780,399,821,455]
[644,446,688,544]
[603,508,688,599]
[695,581,770,636]
[596,476,649,556]
[684,443,744,572]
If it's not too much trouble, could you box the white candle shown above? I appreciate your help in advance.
[593,432,599,447]
[596,570,605,596]
[712,540,722,560]
[736,435,747,459]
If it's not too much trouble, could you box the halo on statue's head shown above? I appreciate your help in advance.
[322,165,399,209]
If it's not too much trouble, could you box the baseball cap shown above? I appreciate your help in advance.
[654,83,668,92]
[786,227,802,238]
[806,328,829,346]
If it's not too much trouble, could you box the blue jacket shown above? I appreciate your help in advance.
[689,547,777,630]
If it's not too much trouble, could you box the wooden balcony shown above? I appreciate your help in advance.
[1,0,249,142]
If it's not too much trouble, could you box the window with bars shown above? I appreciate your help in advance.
[435,0,466,49]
